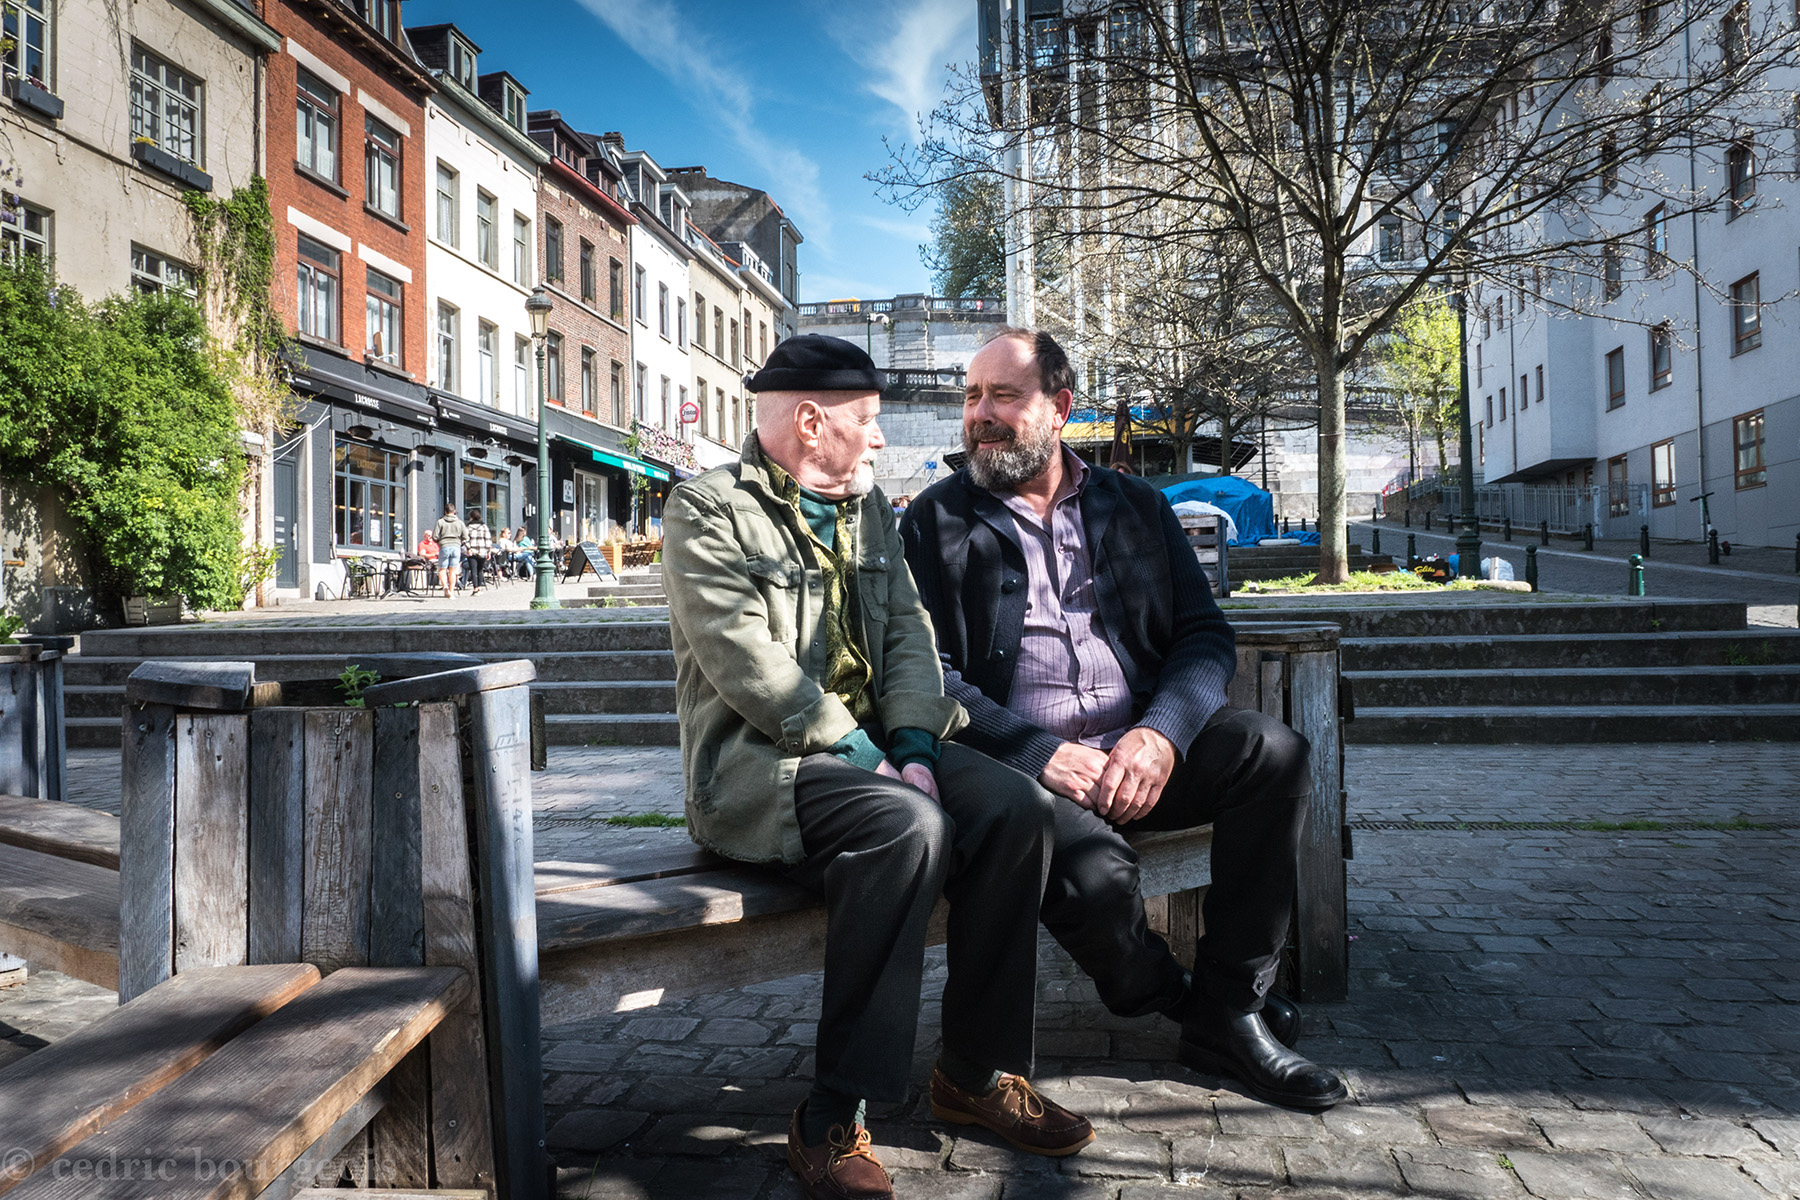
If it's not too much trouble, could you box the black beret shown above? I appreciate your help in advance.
[744,334,882,394]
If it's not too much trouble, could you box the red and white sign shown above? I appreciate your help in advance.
[679,401,701,425]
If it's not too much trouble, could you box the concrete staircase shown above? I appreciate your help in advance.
[60,595,1800,750]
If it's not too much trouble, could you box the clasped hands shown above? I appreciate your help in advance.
[875,757,940,801]
[1037,727,1177,825]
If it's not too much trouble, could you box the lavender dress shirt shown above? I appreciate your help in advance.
[998,450,1136,749]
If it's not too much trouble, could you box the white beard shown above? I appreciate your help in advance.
[846,461,877,497]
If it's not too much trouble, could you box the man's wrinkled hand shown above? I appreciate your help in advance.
[1038,741,1110,806]
[1092,727,1177,825]
[900,763,940,801]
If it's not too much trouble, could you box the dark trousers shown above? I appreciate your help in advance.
[788,742,1056,1103]
[1039,707,1311,1017]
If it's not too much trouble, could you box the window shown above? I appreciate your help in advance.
[1607,454,1630,517]
[634,267,647,323]
[365,117,400,218]
[448,34,476,89]
[478,321,498,402]
[610,361,624,425]
[362,0,395,41]
[476,191,497,268]
[1,0,50,91]
[1639,0,1662,39]
[436,302,459,391]
[365,269,401,365]
[1731,273,1760,353]
[1499,387,1507,422]
[1600,135,1618,195]
[1519,373,1529,411]
[759,322,768,363]
[660,375,671,427]
[658,283,670,339]
[732,395,742,446]
[730,319,740,366]
[1722,0,1748,68]
[634,362,646,419]
[546,332,564,401]
[1734,409,1765,488]
[1726,140,1755,218]
[512,215,530,286]
[1603,244,1623,300]
[1535,364,1545,408]
[130,46,201,165]
[679,385,690,434]
[714,307,724,357]
[580,239,595,303]
[696,376,708,435]
[130,244,195,296]
[1650,323,1672,389]
[334,439,407,551]
[1378,217,1403,263]
[435,164,458,247]
[295,68,339,182]
[1652,439,1676,506]
[608,259,624,321]
[296,234,340,342]
[1484,395,1493,427]
[502,81,526,130]
[544,217,563,283]
[461,461,510,537]
[514,336,530,410]
[1606,346,1625,408]
[1644,204,1668,274]
[581,348,597,416]
[676,297,687,347]
[716,387,726,439]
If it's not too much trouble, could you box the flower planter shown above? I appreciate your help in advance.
[131,139,213,192]
[5,76,63,121]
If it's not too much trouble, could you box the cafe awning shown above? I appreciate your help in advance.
[553,433,671,482]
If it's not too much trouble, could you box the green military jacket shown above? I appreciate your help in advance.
[663,433,968,865]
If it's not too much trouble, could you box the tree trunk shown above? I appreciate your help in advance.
[1316,365,1350,583]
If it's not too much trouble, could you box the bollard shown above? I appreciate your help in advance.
[1426,511,1433,531]
[1371,526,1382,556]
[1583,523,1594,551]
[1503,517,1512,542]
[1373,505,1380,525]
[1283,517,1290,534]
[1709,529,1721,565]
[1407,533,1418,568]
[1301,516,1309,532]
[1525,544,1539,592]
[1540,519,1550,546]
[1404,509,1412,528]
[1640,525,1650,557]
[1446,514,1456,535]
[1628,553,1646,596]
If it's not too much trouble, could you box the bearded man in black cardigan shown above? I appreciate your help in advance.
[900,328,1345,1110]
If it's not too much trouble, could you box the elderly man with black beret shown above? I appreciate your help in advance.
[661,334,1095,1200]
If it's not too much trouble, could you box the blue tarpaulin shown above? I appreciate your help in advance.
[1160,475,1276,546]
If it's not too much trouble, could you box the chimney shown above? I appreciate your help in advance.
[599,131,626,150]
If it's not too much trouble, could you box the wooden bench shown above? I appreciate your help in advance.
[1178,512,1232,598]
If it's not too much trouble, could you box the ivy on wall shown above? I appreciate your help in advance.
[183,176,295,430]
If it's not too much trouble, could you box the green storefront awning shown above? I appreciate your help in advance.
[553,434,671,482]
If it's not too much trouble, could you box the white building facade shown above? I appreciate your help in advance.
[615,145,693,443]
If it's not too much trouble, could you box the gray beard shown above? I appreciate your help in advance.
[966,424,1059,492]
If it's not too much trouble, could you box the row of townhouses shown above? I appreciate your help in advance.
[1,0,803,618]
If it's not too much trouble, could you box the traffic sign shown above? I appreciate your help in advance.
[679,400,701,424]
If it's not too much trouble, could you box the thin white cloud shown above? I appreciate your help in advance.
[858,213,933,241]
[574,0,830,243]
[827,0,973,136]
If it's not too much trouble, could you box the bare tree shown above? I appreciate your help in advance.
[881,0,1799,580]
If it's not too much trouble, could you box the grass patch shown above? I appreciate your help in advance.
[1243,569,1483,593]
[605,812,687,828]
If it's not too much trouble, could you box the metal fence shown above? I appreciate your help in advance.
[1379,482,1652,537]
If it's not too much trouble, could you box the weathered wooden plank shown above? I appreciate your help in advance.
[248,709,306,966]
[360,661,536,708]
[1260,654,1286,721]
[464,686,546,1200]
[174,715,250,974]
[0,964,319,1198]
[0,845,120,990]
[533,847,729,895]
[417,704,495,1193]
[290,1191,488,1199]
[119,702,176,1002]
[124,662,257,712]
[1127,828,1216,908]
[368,706,429,1189]
[0,663,30,799]
[1166,888,1204,972]
[1224,646,1258,711]
[301,710,374,974]
[351,654,483,682]
[368,1049,431,1189]
[1287,647,1348,1002]
[0,795,120,870]
[257,1083,386,1200]
[16,636,71,806]
[535,866,818,951]
[5,966,469,1200]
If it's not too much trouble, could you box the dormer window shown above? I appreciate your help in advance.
[363,0,394,41]
[502,81,525,131]
[448,35,476,90]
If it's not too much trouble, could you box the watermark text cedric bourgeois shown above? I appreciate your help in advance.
[3,1147,297,1184]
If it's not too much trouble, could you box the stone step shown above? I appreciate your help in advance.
[543,712,680,747]
[77,617,674,658]
[534,680,678,715]
[1347,703,1800,743]
[1343,630,1800,670]
[586,584,668,599]
[1348,665,1800,708]
[1227,598,1745,638]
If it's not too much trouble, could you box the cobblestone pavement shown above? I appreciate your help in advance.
[12,744,1798,1199]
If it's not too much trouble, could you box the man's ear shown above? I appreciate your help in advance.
[794,398,823,448]
[1052,388,1075,428]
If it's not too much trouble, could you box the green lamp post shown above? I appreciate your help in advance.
[525,285,559,609]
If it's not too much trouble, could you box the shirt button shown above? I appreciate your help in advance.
[1001,579,1019,593]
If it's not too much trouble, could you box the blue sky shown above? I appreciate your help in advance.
[402,0,975,302]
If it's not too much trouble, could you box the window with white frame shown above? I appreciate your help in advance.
[365,116,400,219]
[435,163,458,247]
[660,375,671,428]
[295,68,339,182]
[362,0,395,41]
[634,362,646,419]
[1731,273,1761,353]
[476,191,497,269]
[634,266,647,323]
[1,0,51,90]
[0,201,49,260]
[546,332,564,401]
[365,268,402,365]
[296,234,340,342]
[512,214,530,286]
[581,348,597,416]
[1652,439,1676,506]
[478,321,498,402]
[676,297,686,347]
[514,336,530,411]
[436,302,459,391]
[130,244,195,296]
[658,283,670,339]
[130,46,202,165]
[544,216,563,283]
[1734,409,1765,488]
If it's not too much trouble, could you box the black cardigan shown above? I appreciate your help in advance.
[900,466,1237,779]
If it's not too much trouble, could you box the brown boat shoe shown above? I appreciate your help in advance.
[785,1109,894,1200]
[928,1067,1096,1156]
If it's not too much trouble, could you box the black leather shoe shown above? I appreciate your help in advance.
[1164,971,1302,1049]
[1178,997,1348,1110]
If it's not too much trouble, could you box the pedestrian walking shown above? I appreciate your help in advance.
[464,510,493,595]
[432,505,465,599]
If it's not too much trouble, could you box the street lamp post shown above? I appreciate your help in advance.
[525,286,559,609]
[1452,288,1481,579]
[864,310,888,356]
